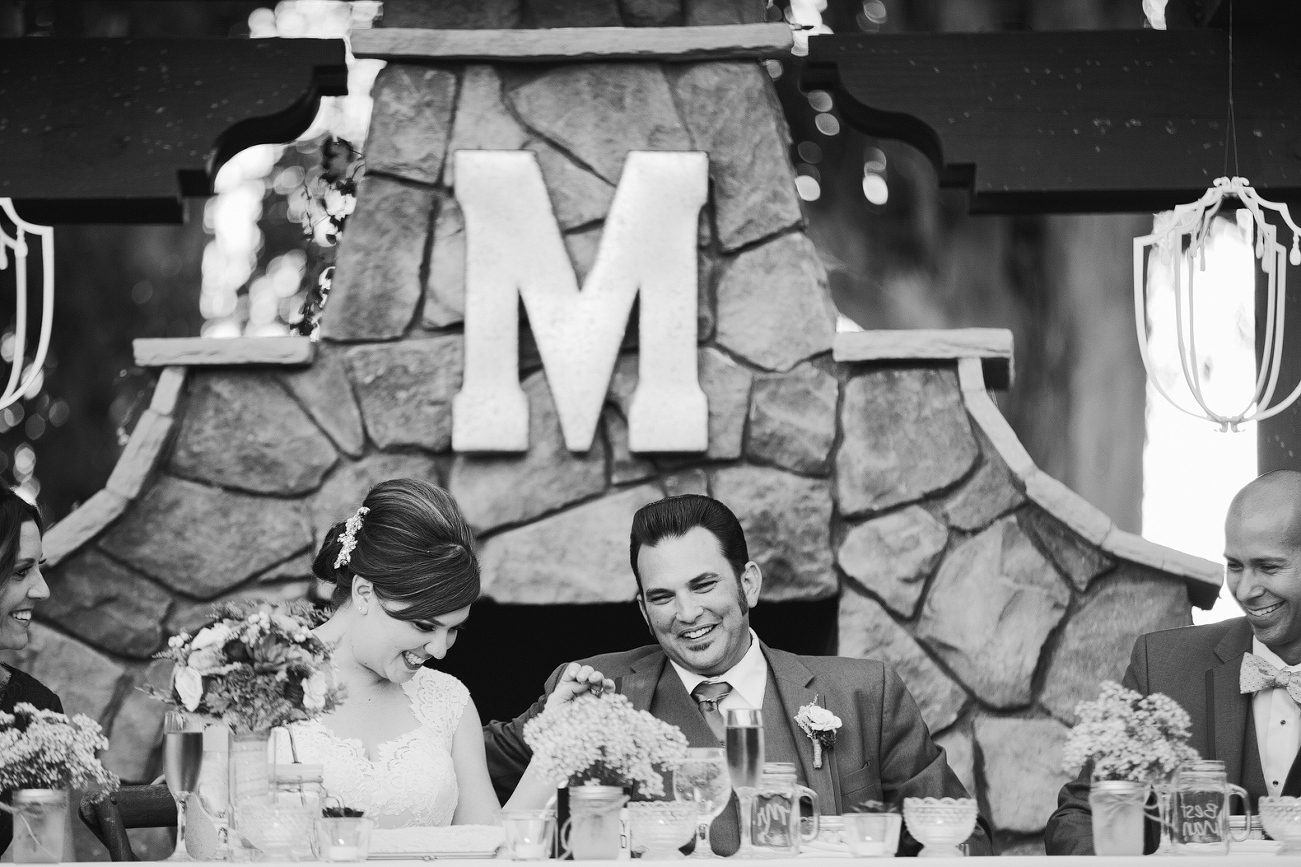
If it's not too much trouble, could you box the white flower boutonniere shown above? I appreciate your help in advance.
[795,702,842,769]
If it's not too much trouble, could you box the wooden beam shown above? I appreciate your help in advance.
[0,39,348,224]
[834,328,1014,390]
[803,29,1301,214]
[351,23,792,62]
[133,337,315,368]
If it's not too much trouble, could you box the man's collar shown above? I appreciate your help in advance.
[669,628,766,705]
[1253,636,1301,672]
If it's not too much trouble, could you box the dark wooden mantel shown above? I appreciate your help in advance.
[0,38,347,224]
[803,27,1301,215]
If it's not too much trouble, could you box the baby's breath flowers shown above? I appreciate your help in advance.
[524,692,689,799]
[1062,681,1199,783]
[148,601,343,734]
[0,704,117,791]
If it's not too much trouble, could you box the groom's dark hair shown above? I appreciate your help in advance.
[629,495,749,594]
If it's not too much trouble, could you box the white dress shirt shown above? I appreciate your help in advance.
[670,628,768,717]
[1251,638,1301,798]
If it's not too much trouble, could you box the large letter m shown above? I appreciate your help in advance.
[451,150,709,453]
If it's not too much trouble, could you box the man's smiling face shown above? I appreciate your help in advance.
[635,526,761,677]
[1226,477,1301,664]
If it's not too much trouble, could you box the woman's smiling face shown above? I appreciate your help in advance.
[349,580,470,683]
[0,522,47,651]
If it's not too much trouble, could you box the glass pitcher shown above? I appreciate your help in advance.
[749,762,820,856]
[1171,759,1251,854]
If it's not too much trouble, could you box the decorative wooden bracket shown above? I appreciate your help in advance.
[803,28,1301,215]
[0,38,348,224]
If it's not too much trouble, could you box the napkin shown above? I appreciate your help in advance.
[368,825,505,856]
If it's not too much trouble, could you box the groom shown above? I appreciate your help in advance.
[484,494,992,857]
[1046,470,1301,854]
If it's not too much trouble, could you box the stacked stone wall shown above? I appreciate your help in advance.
[1,0,1222,856]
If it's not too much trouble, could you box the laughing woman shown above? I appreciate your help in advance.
[0,488,60,856]
[277,478,603,827]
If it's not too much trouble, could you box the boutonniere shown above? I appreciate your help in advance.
[795,701,842,769]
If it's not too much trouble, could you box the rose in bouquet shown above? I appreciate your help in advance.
[149,601,343,733]
[524,691,688,799]
[0,703,118,792]
[1062,680,1200,783]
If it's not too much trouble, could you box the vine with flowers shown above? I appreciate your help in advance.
[291,136,364,339]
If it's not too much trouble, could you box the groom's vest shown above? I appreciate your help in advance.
[643,661,803,856]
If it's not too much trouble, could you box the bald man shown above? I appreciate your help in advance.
[1044,470,1301,854]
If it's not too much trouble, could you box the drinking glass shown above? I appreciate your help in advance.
[673,748,731,858]
[163,712,204,862]
[724,708,763,859]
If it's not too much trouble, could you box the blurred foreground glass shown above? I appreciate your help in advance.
[1171,760,1250,855]
[843,812,902,857]
[500,809,555,860]
[673,747,730,858]
[316,816,375,862]
[901,797,976,858]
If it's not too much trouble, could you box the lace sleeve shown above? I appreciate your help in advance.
[407,669,471,750]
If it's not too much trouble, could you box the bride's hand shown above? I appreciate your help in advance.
[545,662,615,711]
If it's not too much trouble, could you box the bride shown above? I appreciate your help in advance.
[277,478,605,826]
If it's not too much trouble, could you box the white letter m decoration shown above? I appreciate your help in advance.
[452,150,709,453]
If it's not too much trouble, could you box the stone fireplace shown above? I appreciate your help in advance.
[1,0,1223,854]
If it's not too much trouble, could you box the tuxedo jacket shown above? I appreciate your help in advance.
[483,641,993,856]
[1044,618,1298,855]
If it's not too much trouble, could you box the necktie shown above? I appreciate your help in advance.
[691,680,733,742]
[1240,652,1301,704]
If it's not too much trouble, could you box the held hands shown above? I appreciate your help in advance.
[545,662,615,711]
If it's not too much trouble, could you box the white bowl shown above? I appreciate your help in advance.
[1259,796,1301,842]
[902,797,977,857]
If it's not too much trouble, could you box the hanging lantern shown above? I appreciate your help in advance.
[1133,176,1301,432]
[0,199,54,412]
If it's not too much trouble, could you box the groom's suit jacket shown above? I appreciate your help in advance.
[1044,618,1301,855]
[484,641,993,857]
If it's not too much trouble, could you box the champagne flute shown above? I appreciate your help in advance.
[164,712,204,862]
[674,747,731,859]
[724,709,763,859]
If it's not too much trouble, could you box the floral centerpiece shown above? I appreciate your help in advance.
[1062,680,1198,783]
[0,703,118,792]
[148,601,342,733]
[1,704,118,861]
[1062,681,1199,857]
[524,691,689,799]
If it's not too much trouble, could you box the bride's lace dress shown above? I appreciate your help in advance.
[278,668,468,827]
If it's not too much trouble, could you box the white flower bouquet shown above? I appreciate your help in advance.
[1062,681,1199,783]
[524,692,689,799]
[149,601,343,733]
[0,703,118,791]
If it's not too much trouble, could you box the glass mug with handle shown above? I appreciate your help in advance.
[749,762,820,856]
[1171,759,1252,854]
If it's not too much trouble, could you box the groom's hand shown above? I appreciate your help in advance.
[544,662,616,710]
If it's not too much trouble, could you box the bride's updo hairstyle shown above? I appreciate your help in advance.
[313,478,479,621]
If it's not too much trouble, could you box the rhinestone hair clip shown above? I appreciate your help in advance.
[334,505,369,570]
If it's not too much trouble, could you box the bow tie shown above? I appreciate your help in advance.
[1240,652,1301,704]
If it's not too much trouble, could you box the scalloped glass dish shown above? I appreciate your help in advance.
[902,797,977,858]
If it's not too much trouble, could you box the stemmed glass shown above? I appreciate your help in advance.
[674,747,731,858]
[163,712,205,862]
[724,709,763,859]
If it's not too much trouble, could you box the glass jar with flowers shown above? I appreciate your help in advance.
[524,692,689,860]
[1061,681,1199,856]
[147,601,343,850]
[0,703,118,862]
